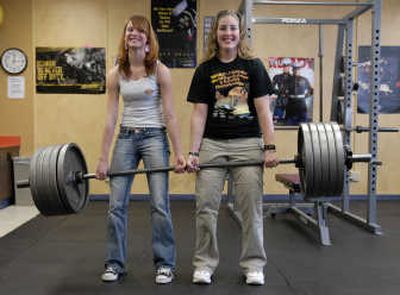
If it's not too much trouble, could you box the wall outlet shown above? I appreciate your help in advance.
[350,171,361,182]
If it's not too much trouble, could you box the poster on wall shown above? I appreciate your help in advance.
[357,46,400,114]
[203,16,215,56]
[267,57,314,126]
[151,0,197,68]
[35,47,106,94]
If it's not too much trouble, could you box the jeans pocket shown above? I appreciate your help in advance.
[147,129,170,154]
[117,130,131,139]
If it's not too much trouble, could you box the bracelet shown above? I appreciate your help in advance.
[263,144,276,151]
[188,151,200,157]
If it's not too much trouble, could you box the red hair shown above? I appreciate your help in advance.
[117,15,159,77]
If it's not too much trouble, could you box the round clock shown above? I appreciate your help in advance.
[1,48,28,75]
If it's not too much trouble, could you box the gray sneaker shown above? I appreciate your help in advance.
[245,271,265,285]
[155,267,174,284]
[192,269,212,284]
[101,265,122,282]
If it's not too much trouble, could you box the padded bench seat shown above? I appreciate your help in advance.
[275,173,301,193]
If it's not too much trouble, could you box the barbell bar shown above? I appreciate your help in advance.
[82,159,297,179]
[17,159,298,188]
[16,122,377,216]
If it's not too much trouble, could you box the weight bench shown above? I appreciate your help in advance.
[265,173,331,246]
[225,172,331,246]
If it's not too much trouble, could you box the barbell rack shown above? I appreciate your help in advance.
[234,0,384,244]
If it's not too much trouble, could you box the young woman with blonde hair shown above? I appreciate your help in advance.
[187,9,278,286]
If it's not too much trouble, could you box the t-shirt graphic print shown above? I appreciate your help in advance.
[187,57,273,139]
[212,69,253,121]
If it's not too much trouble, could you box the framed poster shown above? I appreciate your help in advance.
[36,47,106,94]
[267,57,314,126]
[357,46,400,114]
[151,0,197,68]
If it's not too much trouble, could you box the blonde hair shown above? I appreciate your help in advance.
[204,10,253,61]
[117,15,159,77]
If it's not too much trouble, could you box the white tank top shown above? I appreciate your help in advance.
[119,71,165,128]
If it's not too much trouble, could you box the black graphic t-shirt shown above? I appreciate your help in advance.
[187,56,273,139]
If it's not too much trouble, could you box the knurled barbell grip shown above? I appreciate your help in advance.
[82,166,177,180]
[198,160,295,169]
[81,158,297,180]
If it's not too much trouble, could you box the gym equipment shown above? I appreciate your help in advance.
[17,122,375,216]
[239,0,387,240]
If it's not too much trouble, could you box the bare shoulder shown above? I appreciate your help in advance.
[108,66,121,84]
[157,61,171,82]
[107,66,121,90]
[108,65,120,79]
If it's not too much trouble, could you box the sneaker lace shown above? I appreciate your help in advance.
[157,267,171,276]
[247,271,262,277]
[105,266,118,274]
[196,270,210,277]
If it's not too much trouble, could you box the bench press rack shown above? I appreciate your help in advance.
[226,0,387,242]
[269,173,331,246]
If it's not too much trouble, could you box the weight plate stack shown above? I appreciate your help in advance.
[56,143,89,214]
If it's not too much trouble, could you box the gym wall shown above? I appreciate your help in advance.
[0,0,399,196]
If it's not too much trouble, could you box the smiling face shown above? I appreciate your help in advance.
[216,15,240,53]
[125,21,148,50]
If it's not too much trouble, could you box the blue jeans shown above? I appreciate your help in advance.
[105,127,176,272]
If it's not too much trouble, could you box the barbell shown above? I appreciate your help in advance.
[17,122,376,216]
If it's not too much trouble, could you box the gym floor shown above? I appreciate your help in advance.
[0,199,400,295]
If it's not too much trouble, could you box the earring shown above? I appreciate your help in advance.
[145,45,150,53]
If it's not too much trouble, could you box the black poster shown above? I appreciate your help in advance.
[151,0,197,68]
[357,46,400,114]
[36,47,106,94]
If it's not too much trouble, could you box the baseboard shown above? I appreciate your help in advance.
[89,194,400,202]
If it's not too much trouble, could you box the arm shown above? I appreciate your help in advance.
[306,77,314,96]
[157,62,186,173]
[96,67,120,179]
[187,103,208,172]
[254,95,279,168]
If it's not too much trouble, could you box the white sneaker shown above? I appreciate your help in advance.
[192,269,212,284]
[245,271,265,285]
[155,267,174,284]
[101,266,121,282]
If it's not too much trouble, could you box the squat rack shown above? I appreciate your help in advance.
[227,0,383,242]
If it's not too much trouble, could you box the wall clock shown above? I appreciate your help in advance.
[1,48,28,75]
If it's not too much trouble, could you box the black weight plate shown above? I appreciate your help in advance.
[47,144,70,215]
[37,146,57,215]
[56,143,89,213]
[316,123,330,196]
[308,123,322,198]
[33,145,67,216]
[323,123,339,196]
[331,122,345,196]
[298,123,314,198]
[310,124,321,197]
[30,147,46,214]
